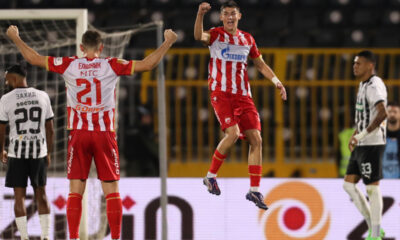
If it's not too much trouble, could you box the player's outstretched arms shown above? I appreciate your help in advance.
[134,29,177,72]
[253,57,287,101]
[6,25,47,68]
[194,2,211,44]
[0,124,7,164]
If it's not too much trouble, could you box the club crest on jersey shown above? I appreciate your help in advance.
[225,117,231,124]
[54,57,63,66]
[221,45,246,61]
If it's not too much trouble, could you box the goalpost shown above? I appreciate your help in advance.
[0,9,168,240]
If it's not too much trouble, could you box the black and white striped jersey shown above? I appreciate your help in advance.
[0,87,54,158]
[355,75,387,146]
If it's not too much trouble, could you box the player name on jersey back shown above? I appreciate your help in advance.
[47,56,135,131]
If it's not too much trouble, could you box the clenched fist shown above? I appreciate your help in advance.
[6,25,20,40]
[164,29,177,43]
[198,2,211,16]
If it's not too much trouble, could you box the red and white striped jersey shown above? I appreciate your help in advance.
[207,27,261,96]
[47,56,135,131]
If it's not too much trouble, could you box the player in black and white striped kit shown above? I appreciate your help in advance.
[343,51,388,240]
[0,65,54,240]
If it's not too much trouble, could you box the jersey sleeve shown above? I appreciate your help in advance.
[44,93,54,120]
[108,58,135,76]
[46,56,75,74]
[0,97,8,124]
[249,35,261,59]
[367,80,387,106]
[208,28,219,46]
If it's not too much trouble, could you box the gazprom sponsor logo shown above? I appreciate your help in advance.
[221,45,246,61]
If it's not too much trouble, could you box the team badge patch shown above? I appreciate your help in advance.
[225,117,231,124]
[54,57,63,66]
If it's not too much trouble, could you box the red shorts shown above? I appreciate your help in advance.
[210,91,261,136]
[67,130,120,181]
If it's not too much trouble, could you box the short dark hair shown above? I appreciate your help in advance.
[82,30,102,49]
[356,50,376,65]
[388,101,400,108]
[221,1,240,12]
[6,64,26,77]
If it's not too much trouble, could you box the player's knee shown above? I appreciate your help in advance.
[343,181,356,194]
[249,135,262,148]
[226,129,240,142]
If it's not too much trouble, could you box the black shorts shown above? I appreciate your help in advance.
[346,145,385,185]
[5,157,48,188]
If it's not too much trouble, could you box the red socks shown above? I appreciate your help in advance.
[208,149,227,174]
[66,193,82,239]
[106,192,123,240]
[249,165,262,188]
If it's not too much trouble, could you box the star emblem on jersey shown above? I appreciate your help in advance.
[225,117,231,124]
[213,96,217,101]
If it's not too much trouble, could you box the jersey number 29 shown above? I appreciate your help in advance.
[14,107,42,134]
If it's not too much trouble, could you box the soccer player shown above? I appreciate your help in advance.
[194,1,287,210]
[7,26,177,240]
[0,65,54,240]
[344,50,387,240]
[382,102,400,178]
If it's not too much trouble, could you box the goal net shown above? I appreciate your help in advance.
[0,10,159,240]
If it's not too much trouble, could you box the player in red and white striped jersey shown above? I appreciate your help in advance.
[7,25,177,240]
[195,1,287,210]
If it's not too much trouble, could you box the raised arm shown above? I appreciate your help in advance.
[253,56,287,101]
[6,25,47,68]
[133,29,177,72]
[45,119,54,167]
[194,2,211,44]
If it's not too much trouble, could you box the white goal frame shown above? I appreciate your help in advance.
[0,9,89,239]
[0,9,87,57]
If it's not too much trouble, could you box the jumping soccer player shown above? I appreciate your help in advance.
[194,1,287,210]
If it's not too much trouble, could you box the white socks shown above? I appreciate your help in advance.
[366,185,383,238]
[39,214,50,240]
[15,216,29,240]
[343,182,372,229]
[15,214,50,240]
[206,172,217,178]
